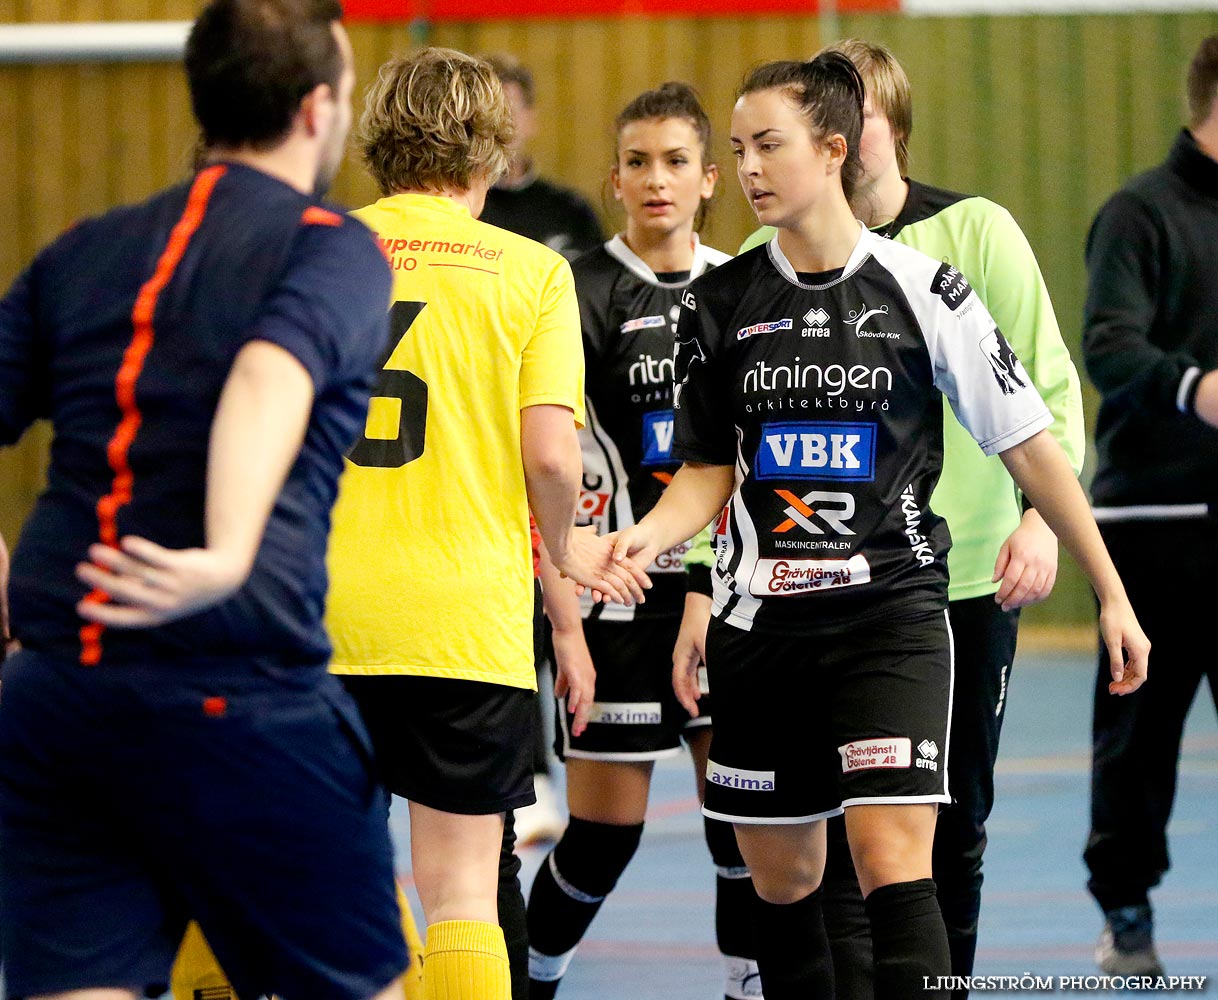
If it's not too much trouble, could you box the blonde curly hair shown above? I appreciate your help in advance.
[359,47,515,195]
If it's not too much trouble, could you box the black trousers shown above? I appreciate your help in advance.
[1085,518,1218,913]
[824,596,1020,1000]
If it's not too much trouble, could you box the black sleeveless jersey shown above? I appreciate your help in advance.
[574,235,731,621]
[673,227,1053,634]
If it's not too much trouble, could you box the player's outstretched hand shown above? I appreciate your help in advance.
[552,624,596,737]
[672,592,711,717]
[992,510,1059,610]
[1099,599,1150,696]
[553,525,651,606]
[75,536,247,628]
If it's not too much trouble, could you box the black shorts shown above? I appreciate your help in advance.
[702,610,953,825]
[556,617,711,763]
[0,650,406,1000]
[343,673,536,815]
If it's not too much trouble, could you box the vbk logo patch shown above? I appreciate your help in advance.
[756,422,876,481]
[641,409,675,466]
[980,328,1028,395]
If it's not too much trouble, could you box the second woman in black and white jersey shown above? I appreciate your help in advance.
[526,83,764,1000]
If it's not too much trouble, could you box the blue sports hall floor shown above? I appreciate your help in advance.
[391,638,1218,998]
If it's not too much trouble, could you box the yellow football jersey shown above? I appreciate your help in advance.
[326,194,584,689]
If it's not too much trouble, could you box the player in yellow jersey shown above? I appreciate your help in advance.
[325,48,647,1000]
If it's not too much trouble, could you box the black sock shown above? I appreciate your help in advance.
[526,817,644,999]
[754,887,835,1000]
[864,878,951,1000]
[823,814,875,1000]
[499,811,529,1000]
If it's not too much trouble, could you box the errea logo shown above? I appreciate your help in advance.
[916,739,939,771]
[802,307,830,338]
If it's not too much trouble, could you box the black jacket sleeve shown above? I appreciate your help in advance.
[1082,189,1204,415]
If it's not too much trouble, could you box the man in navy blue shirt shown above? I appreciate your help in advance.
[0,2,409,997]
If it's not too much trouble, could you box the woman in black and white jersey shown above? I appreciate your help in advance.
[610,56,1149,999]
[526,83,764,1000]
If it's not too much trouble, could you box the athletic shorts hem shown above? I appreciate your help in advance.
[562,746,684,763]
[683,716,713,731]
[702,806,844,825]
[840,793,950,809]
[404,787,537,816]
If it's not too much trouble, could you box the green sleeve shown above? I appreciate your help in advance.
[738,226,776,255]
[684,525,715,596]
[976,205,1086,476]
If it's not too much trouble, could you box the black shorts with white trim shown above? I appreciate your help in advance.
[556,617,711,763]
[702,608,952,824]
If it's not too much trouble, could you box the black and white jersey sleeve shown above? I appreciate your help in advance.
[574,234,731,621]
[672,226,1051,635]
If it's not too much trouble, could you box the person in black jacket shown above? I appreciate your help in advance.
[480,53,604,263]
[1081,33,1218,979]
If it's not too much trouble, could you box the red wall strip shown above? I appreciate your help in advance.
[345,0,897,21]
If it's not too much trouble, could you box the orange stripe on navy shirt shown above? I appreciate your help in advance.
[79,164,227,666]
[302,205,343,227]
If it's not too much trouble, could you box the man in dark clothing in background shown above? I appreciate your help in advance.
[480,53,604,263]
[1082,32,1218,979]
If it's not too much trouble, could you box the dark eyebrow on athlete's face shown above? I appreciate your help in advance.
[729,128,780,144]
[623,146,693,157]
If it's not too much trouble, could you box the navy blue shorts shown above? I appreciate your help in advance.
[0,649,408,1000]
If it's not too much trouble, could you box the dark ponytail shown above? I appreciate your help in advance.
[739,52,865,201]
[614,81,715,230]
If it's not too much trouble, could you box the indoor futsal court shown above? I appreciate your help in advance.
[389,640,1218,997]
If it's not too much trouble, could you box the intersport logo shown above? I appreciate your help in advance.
[737,318,793,341]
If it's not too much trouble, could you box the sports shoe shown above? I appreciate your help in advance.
[514,774,566,848]
[1095,904,1165,976]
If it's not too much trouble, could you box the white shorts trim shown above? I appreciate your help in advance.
[840,793,951,809]
[683,715,713,731]
[1093,503,1209,522]
[562,747,684,763]
[702,805,844,826]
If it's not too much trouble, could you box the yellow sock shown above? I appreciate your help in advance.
[421,919,511,1000]
[170,921,234,1000]
[397,882,426,1000]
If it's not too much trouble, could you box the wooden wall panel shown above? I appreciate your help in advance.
[2,9,1217,619]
